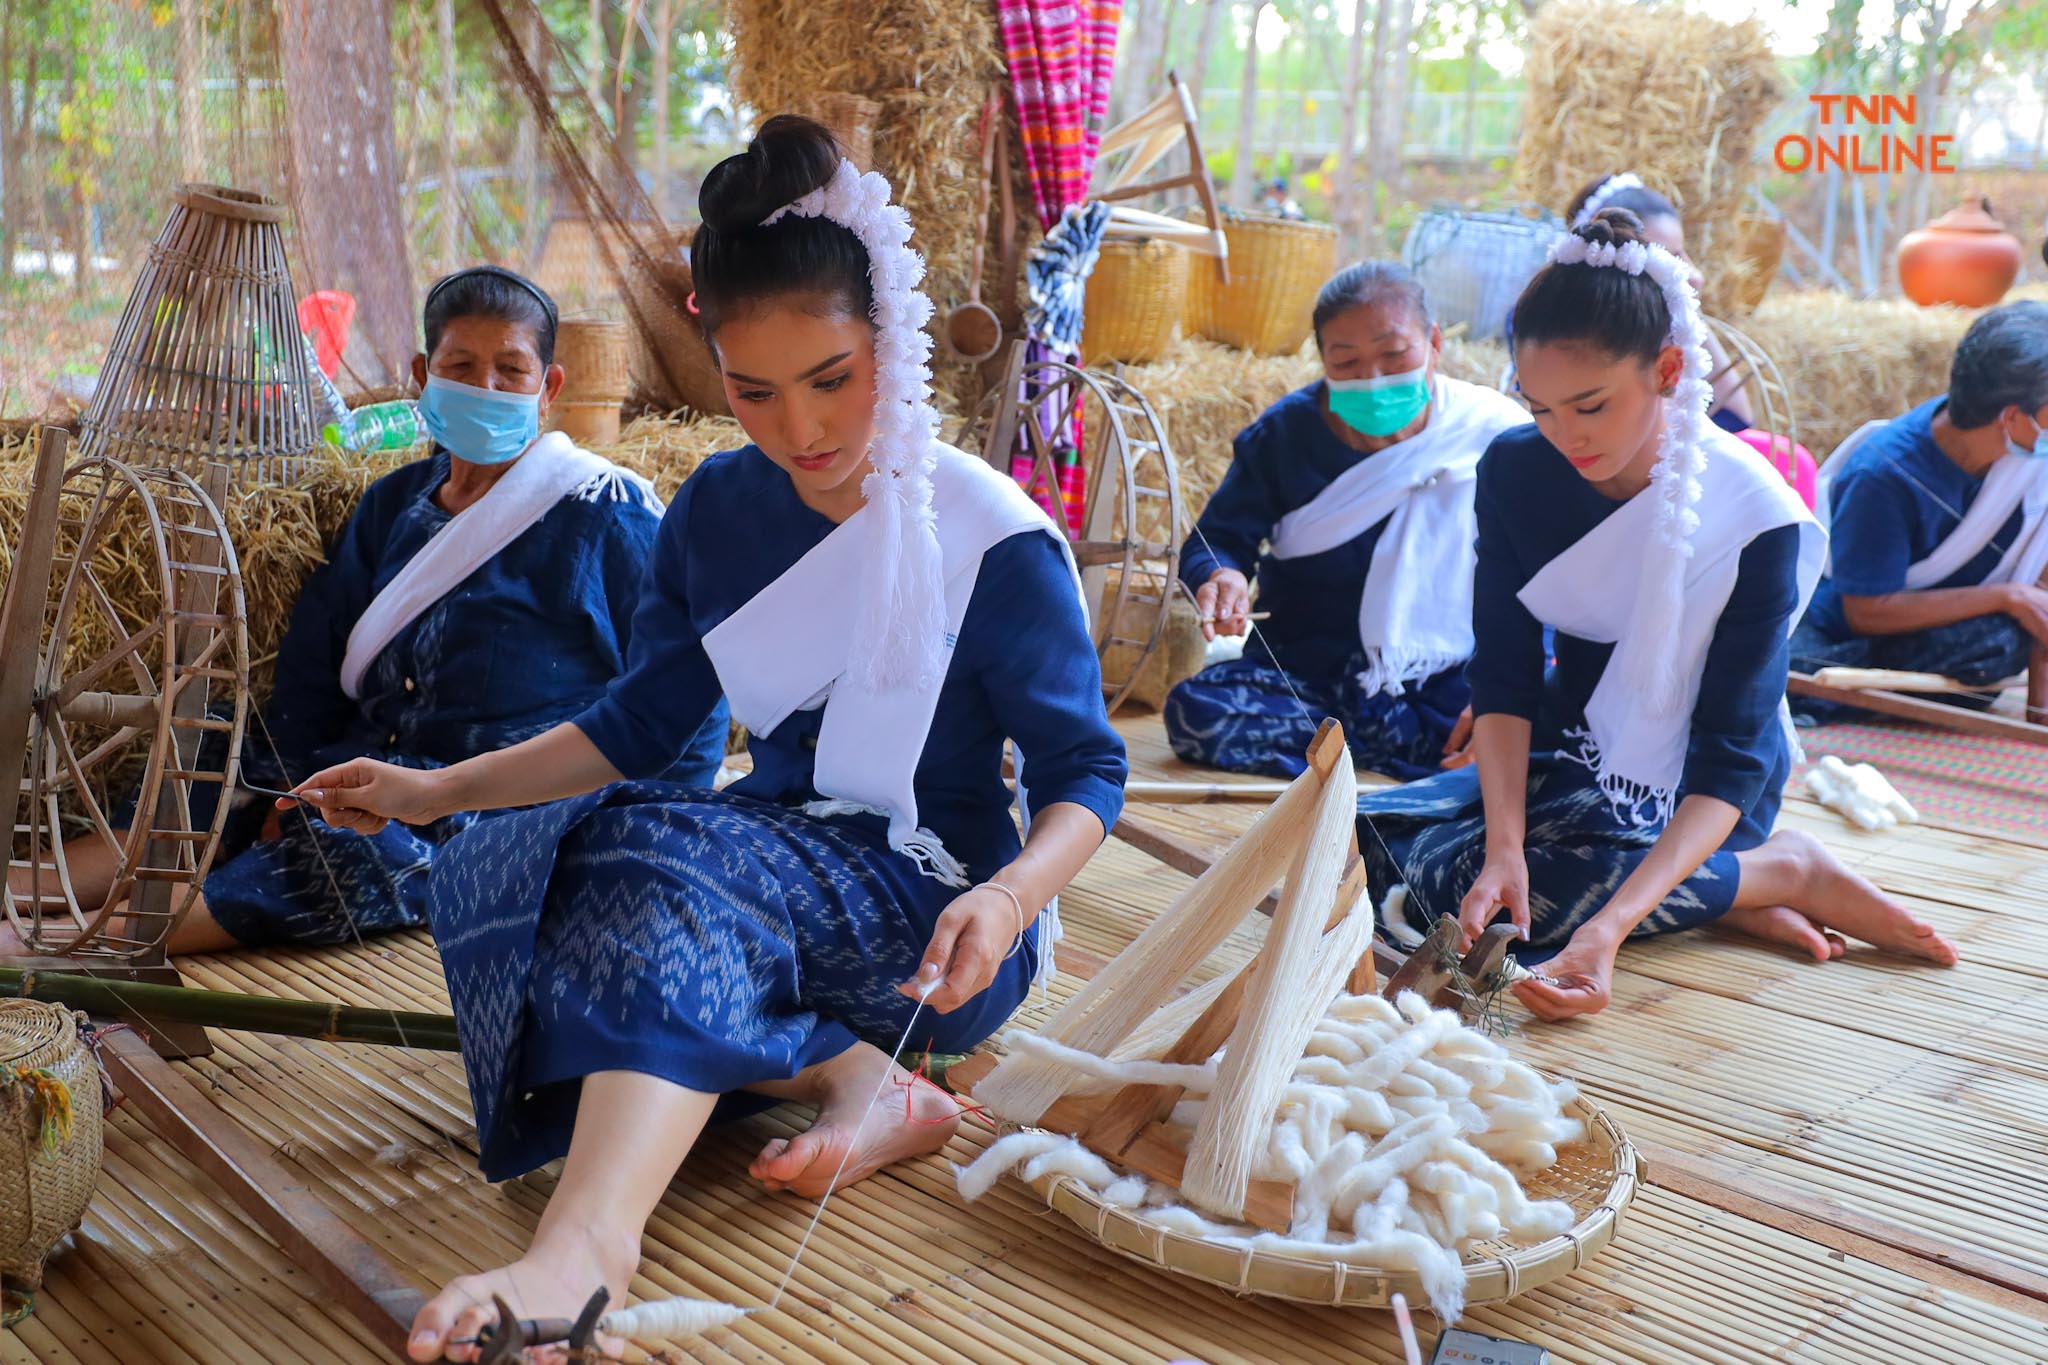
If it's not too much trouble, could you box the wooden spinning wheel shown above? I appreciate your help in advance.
[960,342,1186,713]
[1703,314,1797,453]
[0,429,248,962]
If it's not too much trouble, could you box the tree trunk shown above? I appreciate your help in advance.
[1264,23,1290,163]
[652,0,673,216]
[1384,0,1415,194]
[1229,1,1262,208]
[1153,0,1180,94]
[275,0,415,385]
[1,7,19,280]
[587,0,604,109]
[1191,0,1227,101]
[178,0,205,180]
[1360,0,1392,246]
[2033,64,2047,172]
[1331,0,1369,245]
[1907,1,1949,238]
[437,0,458,273]
[1118,0,1156,123]
[66,49,89,298]
[514,1,542,267]
[1460,7,1480,164]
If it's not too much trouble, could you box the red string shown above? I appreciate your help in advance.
[895,1046,990,1127]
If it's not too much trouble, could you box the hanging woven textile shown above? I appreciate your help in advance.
[995,0,1122,532]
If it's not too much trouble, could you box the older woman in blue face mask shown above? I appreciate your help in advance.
[8,268,731,956]
[1165,262,1531,780]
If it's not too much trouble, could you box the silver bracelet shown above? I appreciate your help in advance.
[976,880,1028,960]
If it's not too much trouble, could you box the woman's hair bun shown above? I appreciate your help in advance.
[1574,207,1649,249]
[698,116,844,233]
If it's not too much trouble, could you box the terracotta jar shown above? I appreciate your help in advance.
[1896,197,2022,308]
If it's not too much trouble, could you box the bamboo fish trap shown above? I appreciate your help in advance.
[76,184,324,486]
[951,722,1637,1311]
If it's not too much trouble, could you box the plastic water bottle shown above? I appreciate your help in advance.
[327,399,423,452]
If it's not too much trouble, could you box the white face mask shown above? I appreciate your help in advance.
[2006,411,2048,462]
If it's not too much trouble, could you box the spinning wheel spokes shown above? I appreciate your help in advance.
[964,345,1186,713]
[6,453,248,959]
[1705,314,1796,454]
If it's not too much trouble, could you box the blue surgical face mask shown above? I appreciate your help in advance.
[418,373,542,464]
[2006,414,2048,461]
[1326,361,1432,439]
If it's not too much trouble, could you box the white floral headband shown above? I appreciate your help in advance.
[765,160,948,691]
[1571,173,1645,231]
[1546,229,1713,715]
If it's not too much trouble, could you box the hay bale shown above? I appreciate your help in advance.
[1118,338,1320,526]
[726,0,1008,405]
[1116,333,1515,528]
[1514,1,1781,317]
[0,414,750,723]
[1742,290,1981,461]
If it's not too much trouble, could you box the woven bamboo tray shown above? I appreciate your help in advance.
[1084,240,1188,366]
[1001,1093,1636,1309]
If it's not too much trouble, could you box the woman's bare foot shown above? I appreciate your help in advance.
[1719,905,1844,962]
[1768,829,1959,966]
[748,1044,960,1196]
[406,1220,638,1364]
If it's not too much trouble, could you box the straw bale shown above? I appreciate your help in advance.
[726,0,1008,407]
[1514,1,1781,317]
[0,414,749,731]
[1117,334,1511,529]
[1739,288,2043,460]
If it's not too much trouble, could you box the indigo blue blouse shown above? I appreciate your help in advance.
[262,450,727,786]
[574,447,1128,882]
[1179,383,1410,680]
[1468,426,1803,828]
[1803,397,2022,639]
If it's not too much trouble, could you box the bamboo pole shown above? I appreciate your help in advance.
[0,969,461,1050]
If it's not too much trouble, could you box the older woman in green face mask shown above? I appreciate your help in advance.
[1164,262,1532,780]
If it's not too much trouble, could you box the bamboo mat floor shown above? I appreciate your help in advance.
[16,713,2048,1363]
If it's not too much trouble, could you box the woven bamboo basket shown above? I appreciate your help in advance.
[1185,214,1337,356]
[620,236,730,418]
[0,1002,104,1293]
[550,318,631,446]
[1003,1093,1636,1308]
[77,183,323,485]
[1083,240,1188,366]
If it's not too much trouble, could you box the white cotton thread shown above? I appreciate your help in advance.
[768,976,940,1311]
[959,990,1582,1323]
[598,1298,750,1339]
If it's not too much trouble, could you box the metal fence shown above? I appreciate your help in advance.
[1194,87,2044,171]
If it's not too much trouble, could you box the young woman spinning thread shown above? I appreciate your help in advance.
[285,118,1126,1360]
[1357,209,1957,1022]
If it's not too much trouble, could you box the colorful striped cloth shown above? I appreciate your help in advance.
[995,0,1121,532]
[995,0,1121,233]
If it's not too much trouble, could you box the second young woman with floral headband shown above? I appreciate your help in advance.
[283,117,1126,1360]
[1358,208,1958,1023]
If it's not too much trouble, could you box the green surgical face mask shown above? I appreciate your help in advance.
[1327,362,1431,438]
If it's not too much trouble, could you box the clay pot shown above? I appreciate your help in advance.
[1896,197,2022,309]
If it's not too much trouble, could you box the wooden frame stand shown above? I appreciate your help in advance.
[956,722,1520,1233]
